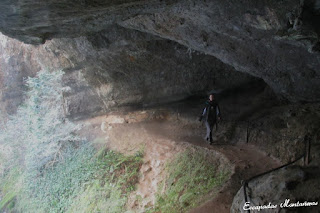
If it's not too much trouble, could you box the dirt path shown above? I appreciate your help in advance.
[79,114,281,213]
[140,121,281,213]
[188,144,280,213]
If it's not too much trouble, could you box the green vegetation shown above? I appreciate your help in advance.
[0,69,230,213]
[18,146,142,213]
[0,70,143,213]
[0,168,23,211]
[0,70,80,175]
[67,150,143,213]
[0,144,143,213]
[151,149,230,213]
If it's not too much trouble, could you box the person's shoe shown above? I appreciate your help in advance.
[205,137,211,144]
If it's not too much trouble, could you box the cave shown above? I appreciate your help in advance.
[0,0,319,212]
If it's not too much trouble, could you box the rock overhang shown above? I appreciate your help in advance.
[0,0,319,104]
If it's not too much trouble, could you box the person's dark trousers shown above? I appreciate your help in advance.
[205,121,215,143]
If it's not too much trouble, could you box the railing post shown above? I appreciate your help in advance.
[246,121,250,144]
[243,181,250,213]
[241,134,310,212]
[304,135,311,166]
[306,137,311,166]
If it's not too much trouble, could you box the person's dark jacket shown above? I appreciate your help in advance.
[199,100,221,124]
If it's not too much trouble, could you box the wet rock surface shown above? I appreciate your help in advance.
[0,27,256,119]
[0,0,320,102]
[120,0,320,102]
[231,165,320,213]
[221,100,320,164]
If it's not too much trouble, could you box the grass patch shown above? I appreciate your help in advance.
[0,168,23,211]
[151,148,230,213]
[0,144,143,213]
[67,149,143,213]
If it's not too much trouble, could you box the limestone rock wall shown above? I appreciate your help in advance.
[0,0,319,102]
[0,26,256,119]
[119,0,320,102]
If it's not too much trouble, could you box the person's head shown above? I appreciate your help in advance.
[209,94,215,101]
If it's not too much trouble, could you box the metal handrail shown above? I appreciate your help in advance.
[241,136,311,213]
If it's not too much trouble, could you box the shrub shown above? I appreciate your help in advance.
[67,150,143,213]
[14,146,143,213]
[0,69,144,213]
[22,70,80,174]
[152,149,230,213]
[0,70,80,175]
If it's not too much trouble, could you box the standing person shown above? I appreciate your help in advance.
[199,94,221,144]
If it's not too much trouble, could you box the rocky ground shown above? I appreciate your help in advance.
[74,81,320,212]
[77,110,280,213]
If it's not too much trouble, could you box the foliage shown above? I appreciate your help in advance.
[22,70,80,174]
[151,149,230,213]
[0,70,80,175]
[15,143,96,212]
[0,144,143,213]
[67,149,143,213]
[0,69,80,212]
[14,145,143,213]
[0,69,230,213]
[0,69,143,213]
[0,168,23,211]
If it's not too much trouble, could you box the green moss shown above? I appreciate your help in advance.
[151,149,230,213]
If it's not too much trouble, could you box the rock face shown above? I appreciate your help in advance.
[222,100,320,163]
[246,103,320,163]
[0,26,256,119]
[0,0,168,44]
[231,165,320,213]
[0,0,320,102]
[120,0,320,102]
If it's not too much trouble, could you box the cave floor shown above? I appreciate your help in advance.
[139,120,281,213]
[73,82,289,212]
[77,105,281,213]
[138,120,281,213]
